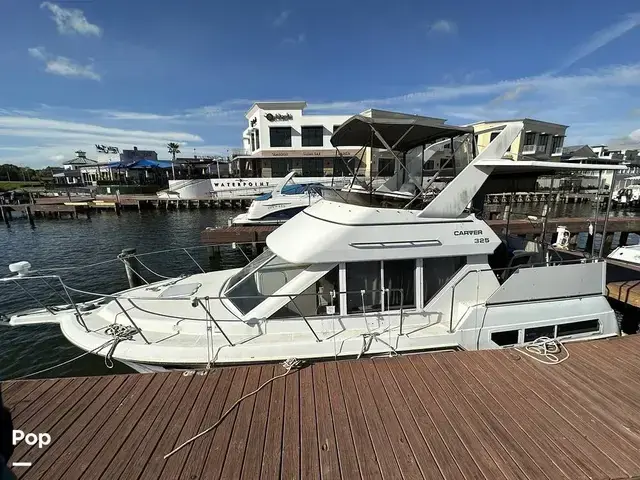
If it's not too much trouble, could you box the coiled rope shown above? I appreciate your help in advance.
[513,337,569,365]
[163,357,303,460]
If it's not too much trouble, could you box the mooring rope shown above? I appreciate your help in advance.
[163,357,303,460]
[513,336,569,365]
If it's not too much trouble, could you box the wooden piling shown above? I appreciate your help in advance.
[25,205,35,228]
[120,248,143,288]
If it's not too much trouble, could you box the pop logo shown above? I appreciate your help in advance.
[12,430,51,449]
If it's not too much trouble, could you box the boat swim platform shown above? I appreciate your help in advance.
[5,336,640,479]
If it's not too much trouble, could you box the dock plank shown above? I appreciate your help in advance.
[6,336,640,479]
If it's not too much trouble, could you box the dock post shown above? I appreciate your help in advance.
[25,206,35,228]
[1,207,8,227]
[119,248,143,288]
[115,202,121,216]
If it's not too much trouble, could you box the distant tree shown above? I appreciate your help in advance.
[167,143,180,180]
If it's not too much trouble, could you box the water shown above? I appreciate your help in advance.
[0,208,247,380]
[0,202,637,380]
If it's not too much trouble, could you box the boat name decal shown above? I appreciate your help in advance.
[453,230,483,236]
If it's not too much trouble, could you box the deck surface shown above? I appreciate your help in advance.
[4,335,640,479]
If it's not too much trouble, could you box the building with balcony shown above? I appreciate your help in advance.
[471,118,568,160]
[241,101,367,178]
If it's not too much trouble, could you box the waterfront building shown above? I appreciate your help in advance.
[240,101,364,179]
[471,118,567,160]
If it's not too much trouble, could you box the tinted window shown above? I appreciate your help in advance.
[302,126,324,147]
[384,259,415,309]
[524,325,555,342]
[491,330,519,346]
[270,127,292,148]
[423,256,466,306]
[271,266,339,319]
[490,132,499,142]
[557,320,599,337]
[347,261,382,314]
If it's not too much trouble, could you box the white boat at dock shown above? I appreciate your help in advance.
[1,111,627,372]
[230,172,325,226]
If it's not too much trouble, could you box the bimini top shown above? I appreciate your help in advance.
[331,109,473,152]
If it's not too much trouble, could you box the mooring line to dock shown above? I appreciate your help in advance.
[163,357,304,460]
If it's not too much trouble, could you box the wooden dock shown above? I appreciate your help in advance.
[201,215,640,245]
[4,335,640,479]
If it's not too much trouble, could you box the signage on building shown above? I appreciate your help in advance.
[265,113,293,122]
[262,148,361,158]
[250,117,257,127]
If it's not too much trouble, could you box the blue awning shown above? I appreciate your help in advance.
[128,159,173,169]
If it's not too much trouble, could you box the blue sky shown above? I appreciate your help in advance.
[1,0,640,167]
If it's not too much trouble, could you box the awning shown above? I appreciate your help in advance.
[331,110,473,152]
[128,159,173,169]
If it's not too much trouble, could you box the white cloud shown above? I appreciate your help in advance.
[429,20,457,34]
[306,64,640,113]
[555,12,640,72]
[282,33,306,45]
[273,10,291,27]
[0,116,202,143]
[28,47,101,81]
[49,154,65,161]
[40,2,102,37]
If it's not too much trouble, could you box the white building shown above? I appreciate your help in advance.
[240,101,364,178]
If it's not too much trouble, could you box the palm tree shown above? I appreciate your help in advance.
[167,142,180,180]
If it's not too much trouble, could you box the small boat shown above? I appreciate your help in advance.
[230,172,324,226]
[608,244,640,265]
[2,111,626,372]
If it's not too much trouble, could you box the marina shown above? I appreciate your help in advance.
[3,111,640,478]
[4,335,640,479]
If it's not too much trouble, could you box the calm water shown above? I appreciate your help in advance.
[0,202,637,380]
[0,208,247,380]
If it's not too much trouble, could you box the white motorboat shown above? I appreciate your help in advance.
[3,112,625,371]
[230,172,324,226]
[608,244,640,265]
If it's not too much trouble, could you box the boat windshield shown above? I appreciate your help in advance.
[225,248,309,314]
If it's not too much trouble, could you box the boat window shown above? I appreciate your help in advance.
[271,266,340,319]
[524,325,555,343]
[346,261,382,314]
[225,249,309,314]
[384,259,415,309]
[557,319,599,337]
[491,330,519,347]
[423,256,467,306]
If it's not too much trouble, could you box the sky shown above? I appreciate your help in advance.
[1,0,640,167]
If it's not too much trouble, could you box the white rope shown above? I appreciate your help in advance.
[163,357,303,460]
[513,336,569,365]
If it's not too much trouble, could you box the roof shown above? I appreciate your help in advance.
[331,110,472,152]
[246,101,307,118]
[105,159,172,169]
[562,145,596,157]
[64,157,98,166]
[476,159,628,175]
[470,118,569,128]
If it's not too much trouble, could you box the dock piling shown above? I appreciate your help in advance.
[25,205,35,228]
[119,248,144,288]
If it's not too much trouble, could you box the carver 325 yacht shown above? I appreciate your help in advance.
[3,111,624,371]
